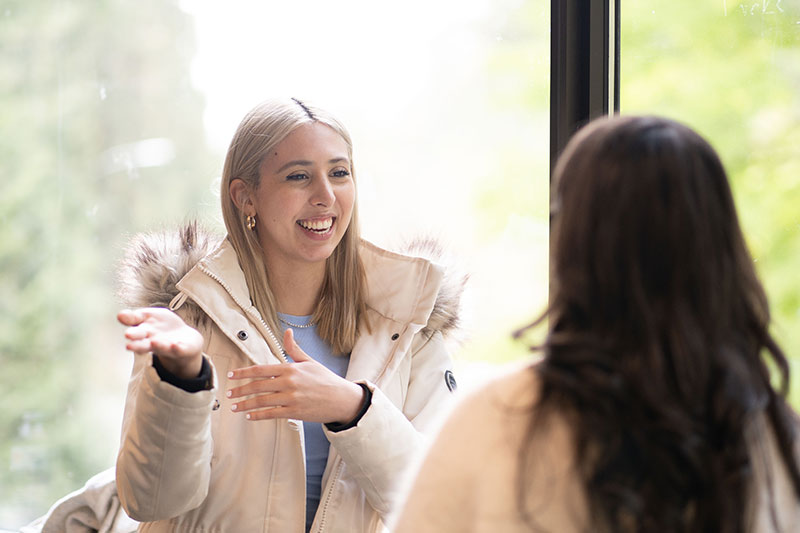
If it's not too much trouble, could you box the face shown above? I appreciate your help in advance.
[243,122,355,272]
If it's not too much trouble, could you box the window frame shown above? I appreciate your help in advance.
[550,0,620,172]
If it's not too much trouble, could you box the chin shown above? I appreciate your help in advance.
[301,246,338,264]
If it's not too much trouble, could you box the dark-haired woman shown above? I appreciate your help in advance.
[394,115,800,532]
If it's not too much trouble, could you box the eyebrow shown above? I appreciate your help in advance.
[275,157,350,174]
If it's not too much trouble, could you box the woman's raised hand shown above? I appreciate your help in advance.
[226,328,366,425]
[117,307,204,379]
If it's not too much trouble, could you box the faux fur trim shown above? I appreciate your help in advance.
[116,222,219,326]
[116,223,466,337]
[397,236,468,340]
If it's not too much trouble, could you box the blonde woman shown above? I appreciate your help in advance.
[115,98,463,532]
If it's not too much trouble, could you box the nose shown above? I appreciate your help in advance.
[310,175,335,207]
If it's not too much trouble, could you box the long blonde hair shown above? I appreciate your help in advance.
[221,98,367,355]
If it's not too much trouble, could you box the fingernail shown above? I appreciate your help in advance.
[246,414,251,420]
[226,390,232,397]
[231,404,238,411]
[227,371,234,378]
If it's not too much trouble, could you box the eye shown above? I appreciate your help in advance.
[331,168,351,178]
[286,172,308,181]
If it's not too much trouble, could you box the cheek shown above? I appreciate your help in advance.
[338,185,356,218]
[257,192,299,223]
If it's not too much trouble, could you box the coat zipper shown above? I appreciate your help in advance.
[315,458,344,532]
[197,264,289,363]
[314,325,409,532]
[197,261,407,531]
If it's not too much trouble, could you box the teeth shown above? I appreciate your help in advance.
[299,218,333,232]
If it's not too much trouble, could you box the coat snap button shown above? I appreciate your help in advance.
[237,330,248,340]
[391,333,399,341]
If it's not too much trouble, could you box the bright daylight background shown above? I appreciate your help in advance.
[1,0,549,527]
[4,1,799,528]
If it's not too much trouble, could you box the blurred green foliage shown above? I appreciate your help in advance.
[468,0,800,402]
[3,0,798,527]
[621,0,800,405]
[0,0,218,527]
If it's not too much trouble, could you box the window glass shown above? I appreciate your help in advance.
[621,1,800,404]
[1,0,549,526]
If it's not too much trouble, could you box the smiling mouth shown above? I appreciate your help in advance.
[297,217,335,234]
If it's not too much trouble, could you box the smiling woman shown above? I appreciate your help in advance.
[2,0,550,528]
[111,98,463,533]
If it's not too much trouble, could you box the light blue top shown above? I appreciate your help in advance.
[277,312,350,533]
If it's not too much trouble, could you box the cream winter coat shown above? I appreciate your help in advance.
[394,365,800,532]
[115,225,464,533]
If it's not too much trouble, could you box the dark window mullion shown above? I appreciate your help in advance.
[549,0,620,302]
[550,0,619,174]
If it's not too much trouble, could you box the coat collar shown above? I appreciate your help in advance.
[117,222,465,337]
[185,238,251,311]
[359,240,444,330]
[179,238,445,331]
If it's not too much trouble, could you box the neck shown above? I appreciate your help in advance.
[265,257,325,316]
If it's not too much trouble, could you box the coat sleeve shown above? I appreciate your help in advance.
[115,349,217,522]
[322,328,456,517]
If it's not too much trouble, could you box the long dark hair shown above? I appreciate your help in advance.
[518,115,800,531]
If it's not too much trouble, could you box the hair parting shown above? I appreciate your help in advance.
[291,97,316,120]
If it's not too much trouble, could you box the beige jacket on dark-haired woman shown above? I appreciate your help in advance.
[394,367,800,533]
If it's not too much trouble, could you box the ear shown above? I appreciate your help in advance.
[229,179,254,214]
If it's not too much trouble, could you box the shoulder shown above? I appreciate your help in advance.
[395,365,542,531]
[437,363,579,464]
[747,405,800,529]
[360,238,467,338]
[426,363,586,527]
[416,364,541,469]
[446,364,540,435]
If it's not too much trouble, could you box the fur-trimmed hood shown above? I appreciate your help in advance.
[117,223,466,338]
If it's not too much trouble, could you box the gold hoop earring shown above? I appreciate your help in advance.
[246,215,256,231]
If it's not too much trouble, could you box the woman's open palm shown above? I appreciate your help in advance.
[118,307,204,378]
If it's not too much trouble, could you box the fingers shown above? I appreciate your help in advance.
[117,309,145,326]
[227,371,290,398]
[283,328,311,362]
[150,338,192,358]
[124,336,179,356]
[124,324,151,341]
[228,364,285,381]
[119,307,202,359]
[118,307,179,327]
[121,322,175,354]
[125,338,155,355]
[229,392,291,415]
[120,313,156,353]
